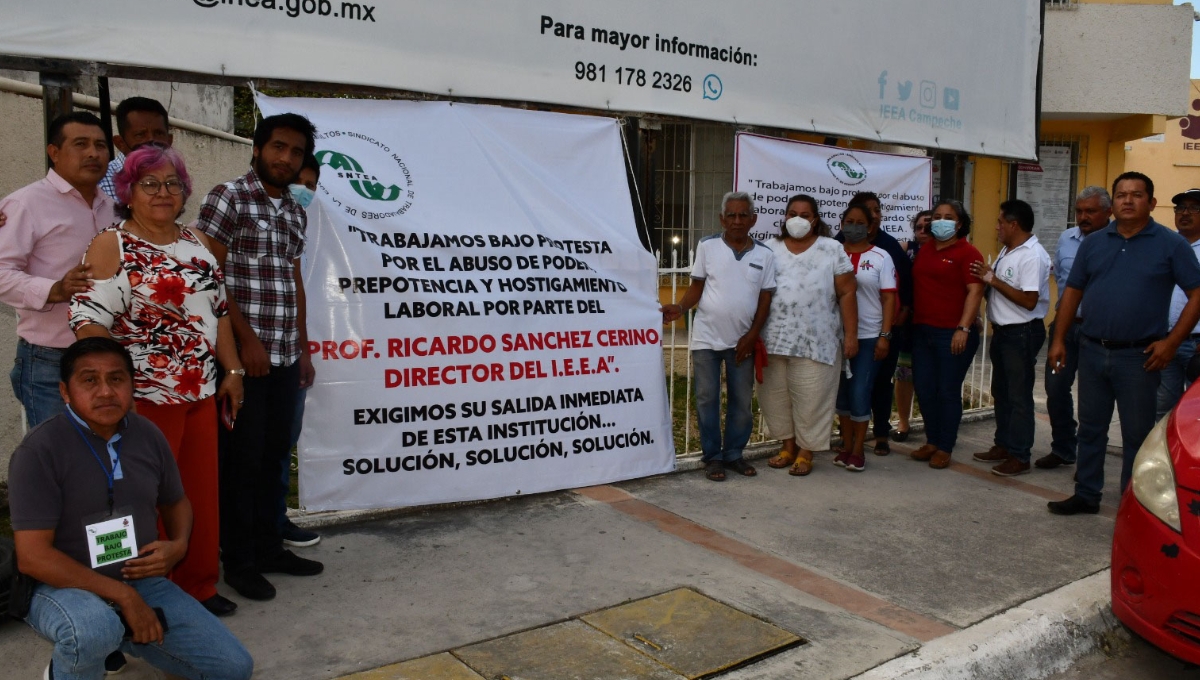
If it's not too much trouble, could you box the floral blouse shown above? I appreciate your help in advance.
[69,224,228,404]
[760,236,855,365]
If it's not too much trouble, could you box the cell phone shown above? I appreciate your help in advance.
[220,396,236,431]
[119,606,169,639]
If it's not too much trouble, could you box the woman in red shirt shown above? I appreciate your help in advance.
[910,200,985,469]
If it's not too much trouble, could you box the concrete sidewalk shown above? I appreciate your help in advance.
[0,401,1129,679]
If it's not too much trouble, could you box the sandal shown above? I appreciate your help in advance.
[873,440,891,457]
[767,449,798,468]
[725,459,757,477]
[705,460,727,481]
[788,452,813,476]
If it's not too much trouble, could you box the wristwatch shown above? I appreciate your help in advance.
[878,331,892,340]
[955,326,971,333]
[228,368,247,377]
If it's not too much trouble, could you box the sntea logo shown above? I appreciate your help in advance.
[826,153,868,186]
[316,149,402,201]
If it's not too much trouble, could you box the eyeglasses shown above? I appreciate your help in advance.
[136,179,185,196]
[723,212,752,220]
[1174,205,1200,215]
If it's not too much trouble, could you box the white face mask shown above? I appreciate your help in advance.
[785,216,812,239]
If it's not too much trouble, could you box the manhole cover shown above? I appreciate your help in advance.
[454,619,686,680]
[581,588,804,679]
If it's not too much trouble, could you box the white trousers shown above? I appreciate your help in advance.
[758,353,841,451]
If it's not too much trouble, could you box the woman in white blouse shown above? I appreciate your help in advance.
[762,195,859,476]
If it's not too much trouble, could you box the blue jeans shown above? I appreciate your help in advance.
[1075,337,1161,503]
[693,348,754,462]
[912,325,979,453]
[1044,321,1081,463]
[25,577,253,680]
[1156,336,1197,420]
[871,326,903,438]
[837,338,881,422]
[990,321,1046,462]
[10,339,66,428]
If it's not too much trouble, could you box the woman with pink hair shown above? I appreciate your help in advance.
[70,144,244,617]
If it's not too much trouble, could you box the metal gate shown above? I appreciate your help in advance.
[646,122,992,457]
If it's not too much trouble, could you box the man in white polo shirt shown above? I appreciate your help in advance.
[662,191,776,482]
[969,199,1051,476]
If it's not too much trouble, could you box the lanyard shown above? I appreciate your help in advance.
[66,412,123,516]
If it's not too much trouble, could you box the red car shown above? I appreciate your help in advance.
[1112,356,1200,663]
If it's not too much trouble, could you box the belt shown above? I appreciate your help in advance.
[16,338,66,353]
[1082,334,1160,350]
[992,319,1041,329]
[1189,333,1200,341]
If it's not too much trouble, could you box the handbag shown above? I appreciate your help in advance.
[1,537,35,620]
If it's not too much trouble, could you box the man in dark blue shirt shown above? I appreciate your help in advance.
[1047,172,1200,514]
[837,192,913,455]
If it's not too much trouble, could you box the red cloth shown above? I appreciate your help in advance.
[140,397,221,602]
[912,239,984,329]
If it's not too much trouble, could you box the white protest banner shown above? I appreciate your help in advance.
[2,1,1039,159]
[253,95,673,511]
[735,134,933,243]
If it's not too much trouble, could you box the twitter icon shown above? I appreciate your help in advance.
[898,80,913,101]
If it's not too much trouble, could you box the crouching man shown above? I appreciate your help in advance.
[8,337,252,680]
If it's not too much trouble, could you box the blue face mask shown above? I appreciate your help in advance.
[930,219,957,241]
[289,184,315,209]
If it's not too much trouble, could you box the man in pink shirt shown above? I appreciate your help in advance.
[0,111,114,427]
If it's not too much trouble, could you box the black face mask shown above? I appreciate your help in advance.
[842,223,870,243]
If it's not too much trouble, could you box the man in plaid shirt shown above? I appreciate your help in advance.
[197,113,323,601]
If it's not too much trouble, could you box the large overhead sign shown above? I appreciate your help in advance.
[0,1,1040,158]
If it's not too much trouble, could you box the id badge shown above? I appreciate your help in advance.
[82,507,137,569]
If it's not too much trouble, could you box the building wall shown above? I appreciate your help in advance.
[1124,80,1200,226]
[1042,2,1191,119]
[0,70,234,133]
[0,89,250,483]
[963,110,1191,326]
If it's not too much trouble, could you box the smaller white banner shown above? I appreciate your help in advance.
[735,134,933,243]
[1016,145,1073,251]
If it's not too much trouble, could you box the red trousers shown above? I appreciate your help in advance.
[138,397,219,602]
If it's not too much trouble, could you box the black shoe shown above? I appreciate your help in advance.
[1034,453,1073,469]
[1048,495,1100,515]
[281,519,321,548]
[104,650,126,674]
[257,549,324,576]
[891,429,909,443]
[225,569,277,601]
[200,593,238,617]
